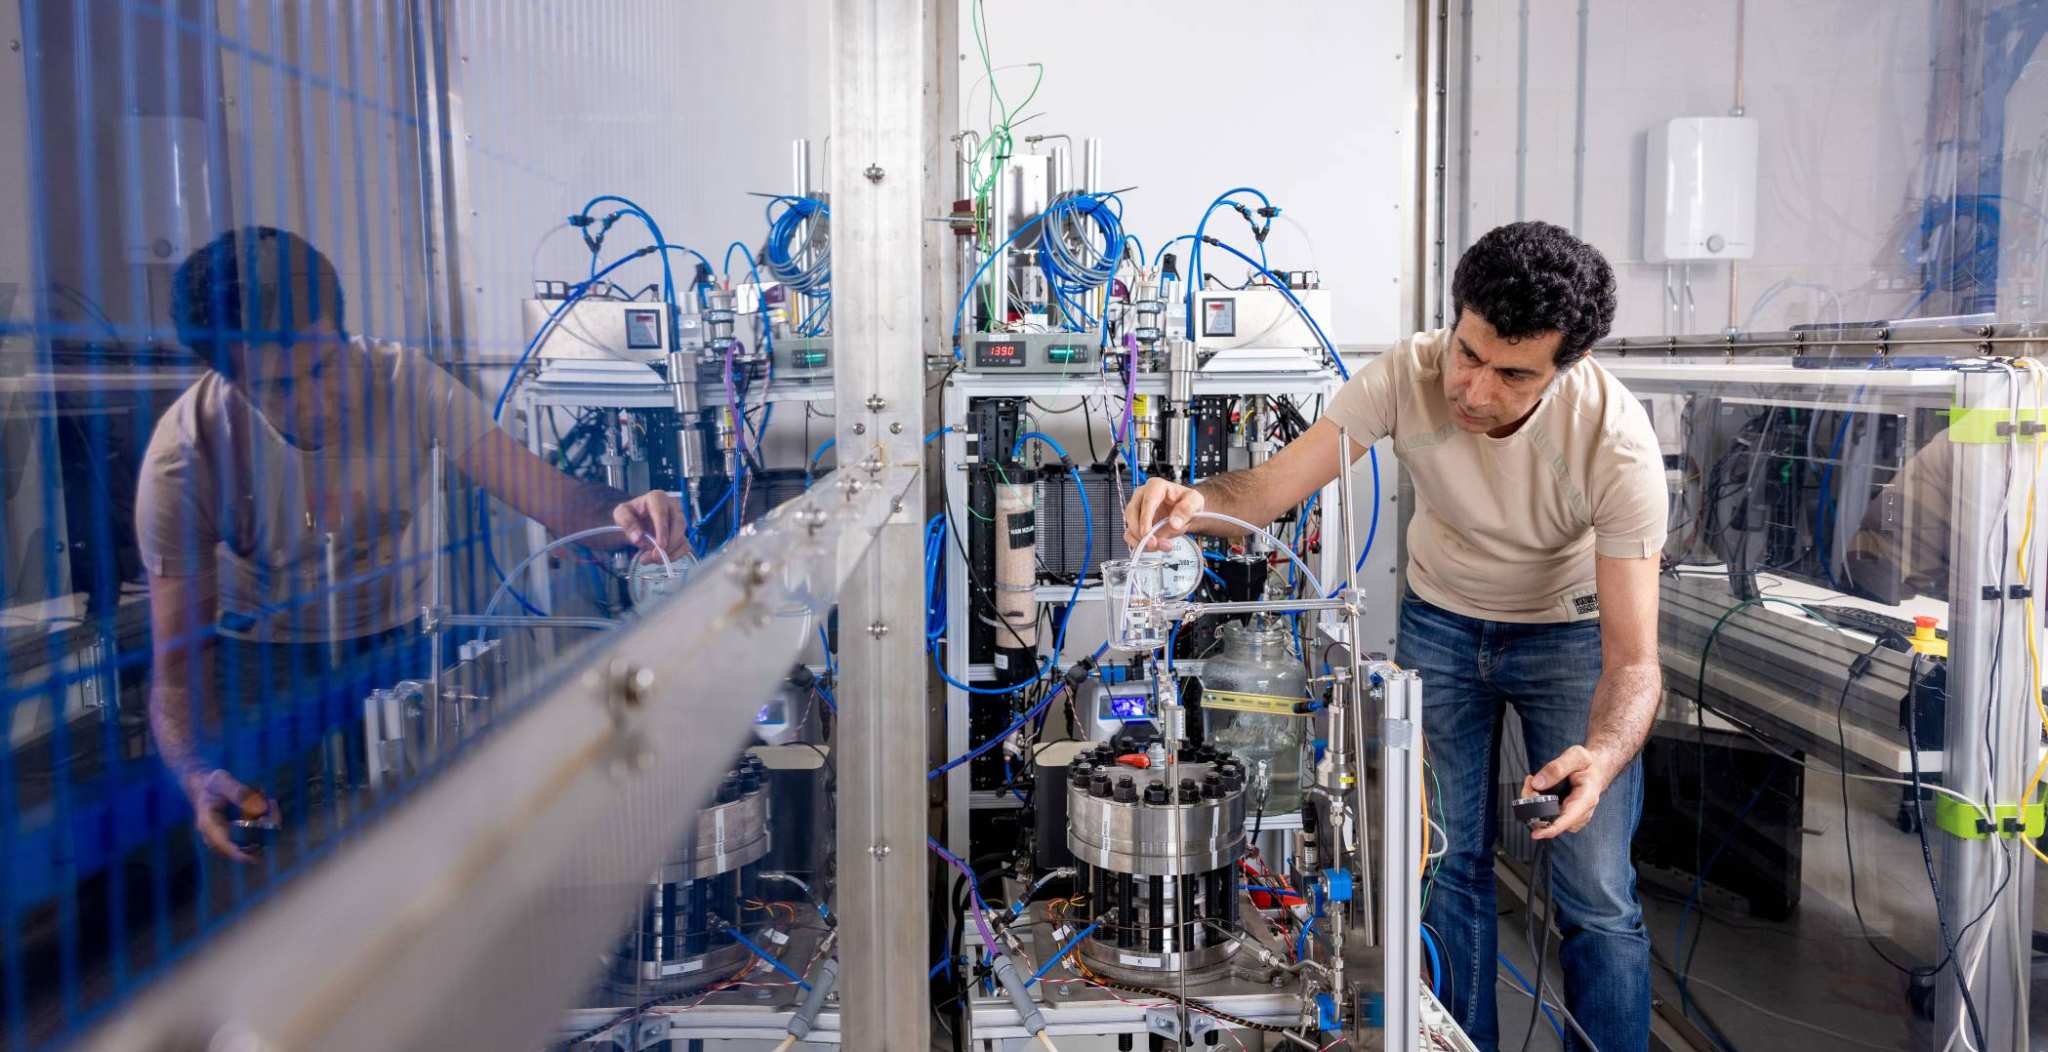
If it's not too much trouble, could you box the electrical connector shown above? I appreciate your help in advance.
[989,952,1046,1036]
[784,956,839,1042]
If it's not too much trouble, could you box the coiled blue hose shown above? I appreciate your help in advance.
[1037,192,1125,332]
[764,194,831,300]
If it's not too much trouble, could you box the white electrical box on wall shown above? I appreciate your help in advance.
[1645,116,1758,263]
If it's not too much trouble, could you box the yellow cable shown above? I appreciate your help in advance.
[2009,359,2048,865]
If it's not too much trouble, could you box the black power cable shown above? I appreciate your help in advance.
[1902,652,1986,1044]
[1518,841,1555,1052]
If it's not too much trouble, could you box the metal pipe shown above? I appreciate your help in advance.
[1514,0,1529,221]
[1570,0,1589,235]
[324,532,341,668]
[792,138,814,328]
[1377,668,1425,1051]
[990,155,1011,325]
[1935,368,2038,1048]
[1727,0,1746,331]
[1182,597,1349,618]
[1338,427,1361,599]
[436,614,616,631]
[792,137,813,197]
[1081,137,1101,194]
[1731,0,1746,116]
[428,445,445,755]
[1432,0,1450,329]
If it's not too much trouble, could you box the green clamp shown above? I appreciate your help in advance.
[1944,406,2048,445]
[1933,796,2045,841]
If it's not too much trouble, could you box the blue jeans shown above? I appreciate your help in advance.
[1398,593,1651,1052]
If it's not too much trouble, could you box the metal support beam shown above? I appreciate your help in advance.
[1935,367,2043,1050]
[76,470,914,1052]
[830,0,937,1047]
[1377,665,1424,1051]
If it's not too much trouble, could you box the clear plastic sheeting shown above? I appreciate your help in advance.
[0,2,834,1048]
[1450,2,2048,1048]
[1456,1,2048,337]
[1604,356,2048,1052]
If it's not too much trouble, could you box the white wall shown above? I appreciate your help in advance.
[960,0,1412,346]
[450,1,831,366]
[1462,1,1954,336]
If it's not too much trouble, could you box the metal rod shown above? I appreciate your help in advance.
[1338,428,1361,598]
[1377,667,1424,1051]
[429,445,445,756]
[1600,334,2043,354]
[1570,0,1588,235]
[792,137,813,197]
[990,150,1011,326]
[1432,0,1449,329]
[325,532,341,669]
[1934,367,2038,1047]
[1182,597,1350,618]
[438,614,616,631]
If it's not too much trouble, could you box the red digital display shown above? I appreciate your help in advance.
[973,339,1025,367]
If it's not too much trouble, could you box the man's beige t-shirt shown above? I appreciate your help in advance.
[135,341,491,642]
[1325,328,1666,623]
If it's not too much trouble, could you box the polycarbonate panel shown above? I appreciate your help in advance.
[0,2,833,1048]
[1457,1,2048,336]
[1451,4,2048,1048]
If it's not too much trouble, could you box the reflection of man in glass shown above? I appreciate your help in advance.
[137,226,686,861]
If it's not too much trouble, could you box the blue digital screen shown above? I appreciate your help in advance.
[1105,693,1151,721]
[755,700,785,725]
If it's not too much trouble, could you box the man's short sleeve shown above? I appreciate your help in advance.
[134,400,221,578]
[393,344,493,459]
[1591,424,1670,559]
[1322,337,1412,445]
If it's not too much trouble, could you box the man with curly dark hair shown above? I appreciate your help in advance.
[1124,221,1660,1050]
[138,226,690,864]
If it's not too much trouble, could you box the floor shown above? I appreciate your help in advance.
[1491,769,2048,1052]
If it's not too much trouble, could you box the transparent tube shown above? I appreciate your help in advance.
[1130,510,1324,595]
[482,525,676,621]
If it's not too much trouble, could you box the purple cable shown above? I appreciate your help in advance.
[929,836,1000,951]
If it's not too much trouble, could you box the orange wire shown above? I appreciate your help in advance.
[1418,756,1433,877]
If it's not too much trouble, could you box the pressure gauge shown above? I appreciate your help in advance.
[1151,535,1206,597]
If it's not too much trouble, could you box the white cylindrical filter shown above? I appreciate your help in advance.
[1081,137,1102,194]
[986,481,1039,648]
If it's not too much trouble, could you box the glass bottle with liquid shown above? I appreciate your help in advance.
[1199,614,1310,814]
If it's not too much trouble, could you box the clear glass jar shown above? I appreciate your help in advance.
[1200,615,1309,814]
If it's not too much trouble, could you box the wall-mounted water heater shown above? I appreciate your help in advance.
[1645,116,1758,263]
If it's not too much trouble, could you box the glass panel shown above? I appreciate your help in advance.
[1458,3,2048,1048]
[0,2,832,1045]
